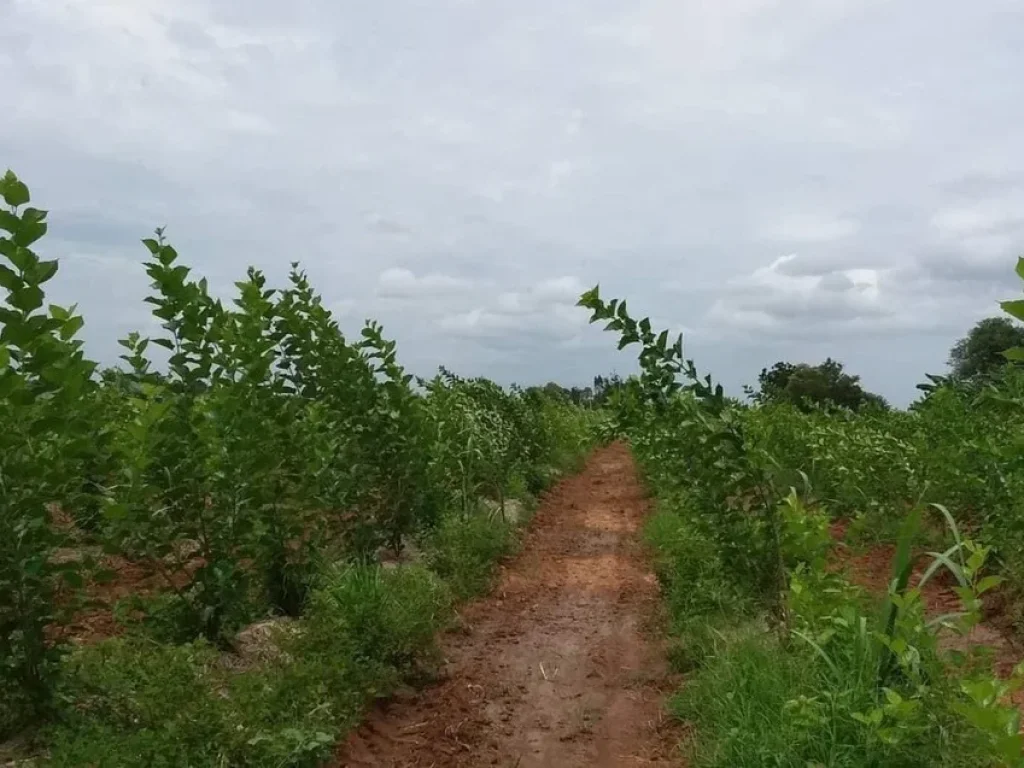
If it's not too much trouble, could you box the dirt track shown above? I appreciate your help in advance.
[334,443,679,767]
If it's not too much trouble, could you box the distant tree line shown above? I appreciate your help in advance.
[518,373,627,408]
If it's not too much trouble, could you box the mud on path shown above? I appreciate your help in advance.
[334,443,679,768]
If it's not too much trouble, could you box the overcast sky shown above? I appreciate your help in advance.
[3,0,1023,405]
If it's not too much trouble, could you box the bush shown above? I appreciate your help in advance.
[46,564,454,768]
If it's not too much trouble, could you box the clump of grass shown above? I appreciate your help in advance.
[305,563,452,676]
[644,498,750,627]
[424,510,516,600]
[47,638,231,768]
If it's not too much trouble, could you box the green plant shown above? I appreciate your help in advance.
[306,564,452,674]
[0,171,97,733]
[424,509,516,600]
[0,171,599,757]
[584,272,1024,767]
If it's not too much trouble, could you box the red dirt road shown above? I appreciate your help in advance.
[334,443,679,768]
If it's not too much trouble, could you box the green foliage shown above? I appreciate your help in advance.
[424,509,517,600]
[0,172,597,750]
[0,171,97,733]
[583,270,1024,767]
[644,494,749,626]
[752,358,889,412]
[578,284,787,616]
[671,629,1001,768]
[948,316,1024,381]
[305,564,451,675]
[46,565,451,768]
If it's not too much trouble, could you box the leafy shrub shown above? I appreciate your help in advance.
[47,564,454,768]
[0,170,597,745]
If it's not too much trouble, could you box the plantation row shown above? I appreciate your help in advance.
[582,278,1024,765]
[0,172,598,764]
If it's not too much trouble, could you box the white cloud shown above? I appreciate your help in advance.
[931,196,1024,240]
[438,275,588,342]
[2,0,1022,402]
[763,213,859,243]
[329,299,355,318]
[705,255,937,339]
[532,276,587,304]
[376,268,474,298]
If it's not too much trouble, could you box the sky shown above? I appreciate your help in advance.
[2,0,1023,405]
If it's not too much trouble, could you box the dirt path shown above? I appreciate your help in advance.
[334,443,679,768]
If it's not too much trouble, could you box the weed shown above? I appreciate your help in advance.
[424,510,516,600]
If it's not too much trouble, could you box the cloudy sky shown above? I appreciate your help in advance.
[3,0,1023,404]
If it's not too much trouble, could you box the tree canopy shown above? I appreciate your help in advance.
[750,358,887,412]
[947,316,1024,381]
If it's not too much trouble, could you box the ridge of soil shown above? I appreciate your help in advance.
[333,442,681,768]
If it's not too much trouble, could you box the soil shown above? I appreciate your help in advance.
[333,443,681,768]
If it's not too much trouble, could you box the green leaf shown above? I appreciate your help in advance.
[21,207,47,225]
[1016,256,1024,282]
[975,575,1004,595]
[103,502,129,522]
[1001,299,1024,322]
[0,345,8,369]
[0,210,19,234]
[0,264,20,291]
[1003,346,1024,361]
[59,315,84,341]
[0,170,30,206]
[6,244,35,272]
[30,259,58,284]
[7,285,44,312]
[14,220,47,248]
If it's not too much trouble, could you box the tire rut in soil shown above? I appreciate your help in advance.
[333,442,680,768]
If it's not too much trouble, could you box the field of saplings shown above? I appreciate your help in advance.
[0,171,598,766]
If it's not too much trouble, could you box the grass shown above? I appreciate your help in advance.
[669,618,1006,768]
[423,507,517,600]
[644,499,750,625]
[644,493,1009,768]
[43,563,455,767]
